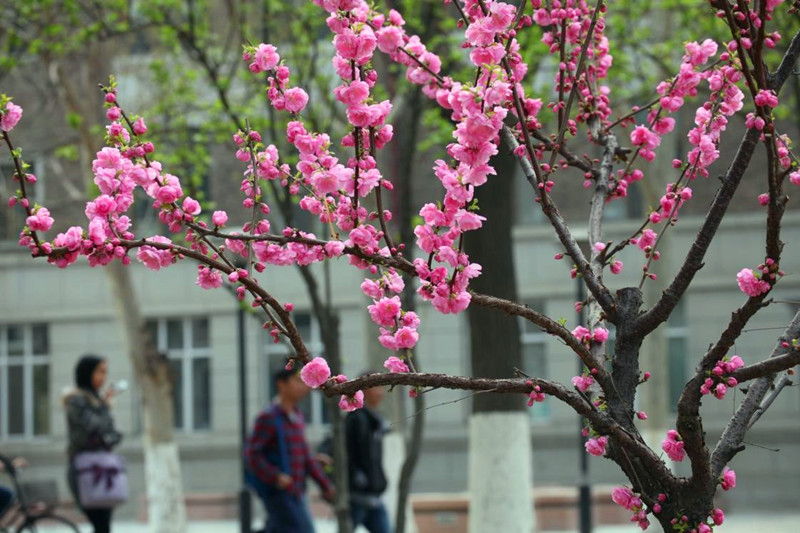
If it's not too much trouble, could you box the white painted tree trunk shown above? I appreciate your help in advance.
[468,412,535,533]
[105,262,187,533]
[383,432,418,533]
[144,441,188,533]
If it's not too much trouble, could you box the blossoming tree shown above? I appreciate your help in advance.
[4,0,800,531]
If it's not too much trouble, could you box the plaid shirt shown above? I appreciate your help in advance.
[244,404,332,497]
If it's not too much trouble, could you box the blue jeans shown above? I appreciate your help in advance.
[351,501,391,533]
[0,485,13,517]
[255,486,315,533]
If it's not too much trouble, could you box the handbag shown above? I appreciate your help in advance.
[74,451,129,508]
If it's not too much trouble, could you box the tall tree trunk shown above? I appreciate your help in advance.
[106,262,188,533]
[465,146,533,532]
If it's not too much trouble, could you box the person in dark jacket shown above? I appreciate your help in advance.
[346,384,391,533]
[64,355,122,533]
[245,368,334,533]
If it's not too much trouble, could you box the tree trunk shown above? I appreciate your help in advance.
[106,261,187,533]
[465,146,533,532]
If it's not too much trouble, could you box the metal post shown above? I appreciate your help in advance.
[577,279,592,533]
[238,305,252,533]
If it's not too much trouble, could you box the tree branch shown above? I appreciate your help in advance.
[711,308,800,477]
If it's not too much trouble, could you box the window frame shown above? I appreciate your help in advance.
[147,317,212,432]
[519,300,551,423]
[0,323,50,439]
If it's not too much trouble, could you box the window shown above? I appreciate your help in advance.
[667,302,689,411]
[520,300,550,421]
[0,324,50,438]
[146,317,212,431]
[262,312,329,428]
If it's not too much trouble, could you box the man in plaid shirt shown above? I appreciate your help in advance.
[245,368,334,533]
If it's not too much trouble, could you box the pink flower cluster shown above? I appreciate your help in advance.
[339,390,365,412]
[585,435,607,456]
[571,325,608,345]
[526,380,546,406]
[300,357,331,388]
[531,0,614,126]
[719,467,736,491]
[0,101,22,132]
[736,258,783,297]
[701,355,743,399]
[661,429,685,462]
[611,486,649,530]
[384,356,410,373]
[649,183,692,225]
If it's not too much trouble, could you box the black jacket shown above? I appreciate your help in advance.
[345,407,387,496]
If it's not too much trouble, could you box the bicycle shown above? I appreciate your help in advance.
[0,454,80,533]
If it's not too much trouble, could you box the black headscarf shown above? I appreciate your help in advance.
[75,354,105,395]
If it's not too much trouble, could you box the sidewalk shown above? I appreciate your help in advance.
[66,512,800,532]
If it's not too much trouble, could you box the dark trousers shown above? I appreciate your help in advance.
[68,465,113,533]
[258,490,315,533]
[0,485,13,517]
[351,501,391,533]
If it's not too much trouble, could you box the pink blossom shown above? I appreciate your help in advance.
[384,356,410,373]
[637,229,657,250]
[300,357,331,388]
[698,524,712,533]
[610,260,623,275]
[585,436,607,456]
[324,241,346,257]
[754,89,779,108]
[720,467,736,491]
[26,207,54,232]
[611,487,636,510]
[136,236,173,270]
[736,268,770,297]
[685,39,718,66]
[593,327,609,343]
[630,125,661,151]
[572,375,594,392]
[339,390,364,412]
[334,27,377,64]
[0,102,23,132]
[182,197,201,216]
[54,226,83,251]
[284,87,309,113]
[368,296,402,327]
[334,81,370,106]
[196,267,223,289]
[133,117,147,136]
[253,44,280,72]
[572,325,590,341]
[661,429,686,462]
[394,326,419,349]
[712,508,725,526]
[212,210,228,226]
[376,26,404,54]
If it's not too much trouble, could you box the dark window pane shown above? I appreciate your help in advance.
[171,359,184,429]
[7,326,24,357]
[32,324,48,355]
[8,365,24,435]
[145,320,158,349]
[668,337,688,410]
[167,320,183,350]
[294,314,312,344]
[192,318,209,349]
[192,358,211,430]
[33,365,50,435]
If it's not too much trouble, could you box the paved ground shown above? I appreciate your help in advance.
[62,512,799,532]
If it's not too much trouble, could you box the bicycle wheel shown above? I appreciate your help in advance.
[15,513,80,533]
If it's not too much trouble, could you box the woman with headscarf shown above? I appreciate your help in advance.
[64,355,122,533]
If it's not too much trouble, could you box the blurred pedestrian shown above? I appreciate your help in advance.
[64,355,123,533]
[346,384,391,533]
[245,368,334,533]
